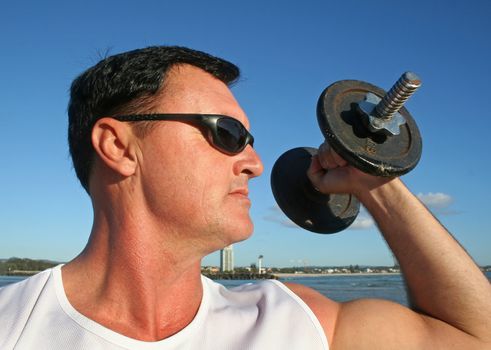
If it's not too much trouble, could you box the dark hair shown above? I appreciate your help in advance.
[68,46,240,193]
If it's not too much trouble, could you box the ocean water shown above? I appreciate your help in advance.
[220,274,410,306]
[0,275,24,288]
[2,272,490,308]
[221,271,491,307]
[282,274,409,305]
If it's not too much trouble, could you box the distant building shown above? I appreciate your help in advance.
[220,245,234,272]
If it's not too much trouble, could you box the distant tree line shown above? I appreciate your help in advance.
[0,258,58,275]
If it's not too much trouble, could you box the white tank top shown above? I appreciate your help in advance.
[0,265,328,349]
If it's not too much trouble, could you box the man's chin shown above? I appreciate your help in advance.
[221,219,254,246]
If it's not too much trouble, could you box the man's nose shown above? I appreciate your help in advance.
[235,145,264,178]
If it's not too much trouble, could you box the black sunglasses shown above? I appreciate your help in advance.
[113,113,254,155]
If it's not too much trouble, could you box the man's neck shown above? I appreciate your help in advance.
[61,219,205,341]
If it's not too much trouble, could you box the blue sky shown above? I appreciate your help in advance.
[1,0,490,267]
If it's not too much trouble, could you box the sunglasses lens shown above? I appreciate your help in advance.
[216,118,248,153]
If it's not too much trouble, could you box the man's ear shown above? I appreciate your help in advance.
[91,118,138,177]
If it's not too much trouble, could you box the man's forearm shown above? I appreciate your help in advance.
[358,178,491,340]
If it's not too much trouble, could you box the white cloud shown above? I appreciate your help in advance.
[417,192,453,209]
[348,215,375,230]
[416,192,459,215]
[345,205,374,230]
[263,206,298,229]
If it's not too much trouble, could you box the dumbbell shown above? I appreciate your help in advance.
[271,72,422,234]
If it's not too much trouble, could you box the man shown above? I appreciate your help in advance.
[1,46,490,349]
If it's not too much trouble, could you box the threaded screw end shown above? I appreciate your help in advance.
[374,72,421,120]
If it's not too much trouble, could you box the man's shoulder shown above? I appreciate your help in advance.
[282,282,340,346]
[202,277,330,349]
[0,268,53,348]
[203,276,288,298]
[205,277,333,318]
[0,268,52,302]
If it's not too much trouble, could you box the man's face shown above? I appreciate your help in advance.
[134,64,263,254]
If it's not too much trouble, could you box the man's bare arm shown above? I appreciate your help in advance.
[295,144,491,349]
[361,179,491,339]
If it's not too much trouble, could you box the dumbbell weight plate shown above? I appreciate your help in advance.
[270,147,360,234]
[317,80,422,176]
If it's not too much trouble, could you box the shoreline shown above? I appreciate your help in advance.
[273,272,401,278]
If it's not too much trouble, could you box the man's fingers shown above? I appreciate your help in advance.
[317,143,335,169]
[317,142,347,169]
[308,156,353,195]
[307,142,356,195]
[331,150,348,167]
[308,155,323,174]
[307,155,325,188]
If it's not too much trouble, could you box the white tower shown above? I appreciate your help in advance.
[258,255,264,274]
[220,245,234,272]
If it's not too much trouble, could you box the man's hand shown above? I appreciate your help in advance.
[307,141,392,198]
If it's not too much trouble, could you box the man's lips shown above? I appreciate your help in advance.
[230,188,250,202]
[230,188,251,209]
[230,188,249,197]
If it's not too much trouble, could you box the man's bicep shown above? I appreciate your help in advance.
[332,299,484,350]
[285,283,484,350]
